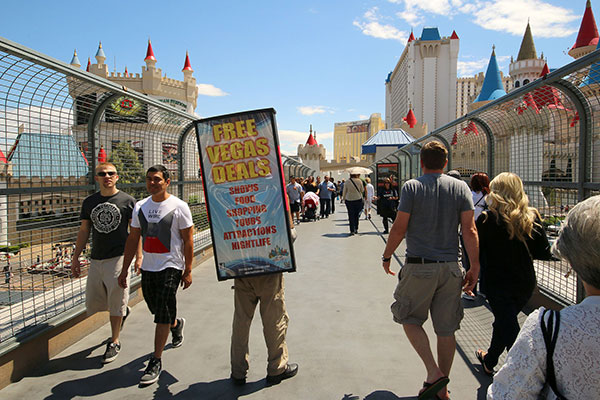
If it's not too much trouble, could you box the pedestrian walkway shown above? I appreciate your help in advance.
[0,201,520,399]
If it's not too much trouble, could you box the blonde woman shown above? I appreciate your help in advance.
[475,173,552,376]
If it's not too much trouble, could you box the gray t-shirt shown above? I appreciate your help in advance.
[398,173,473,261]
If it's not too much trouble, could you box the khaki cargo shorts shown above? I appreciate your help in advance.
[391,261,465,336]
[86,255,129,317]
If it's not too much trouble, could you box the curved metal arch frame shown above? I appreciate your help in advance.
[549,79,592,203]
[469,117,495,177]
[86,92,121,184]
[177,122,197,198]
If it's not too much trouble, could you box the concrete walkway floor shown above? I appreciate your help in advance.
[0,202,508,400]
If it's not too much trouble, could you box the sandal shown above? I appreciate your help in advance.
[475,349,494,377]
[418,376,449,399]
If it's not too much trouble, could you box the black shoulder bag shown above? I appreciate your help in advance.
[540,309,568,400]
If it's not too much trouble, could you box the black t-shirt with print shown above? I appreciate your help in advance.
[80,191,135,260]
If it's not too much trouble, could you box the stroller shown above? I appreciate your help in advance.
[302,192,320,221]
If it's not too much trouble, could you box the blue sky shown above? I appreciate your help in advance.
[0,0,592,158]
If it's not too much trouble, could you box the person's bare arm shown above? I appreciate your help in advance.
[461,210,480,292]
[118,227,141,288]
[71,220,91,278]
[180,227,194,289]
[130,219,143,274]
[381,211,410,276]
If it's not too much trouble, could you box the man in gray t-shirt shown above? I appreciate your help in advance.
[381,141,480,400]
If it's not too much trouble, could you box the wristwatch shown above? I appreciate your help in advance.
[381,255,391,262]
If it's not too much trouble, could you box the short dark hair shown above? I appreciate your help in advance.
[471,172,490,194]
[421,141,448,170]
[147,164,170,180]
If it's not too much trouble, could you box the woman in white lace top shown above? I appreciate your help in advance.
[488,195,600,399]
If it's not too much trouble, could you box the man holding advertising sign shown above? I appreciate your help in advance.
[119,165,194,386]
[195,109,297,386]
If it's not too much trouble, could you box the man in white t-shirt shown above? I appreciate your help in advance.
[119,165,194,386]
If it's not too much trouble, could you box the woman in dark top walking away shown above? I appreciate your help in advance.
[475,172,552,376]
[373,178,398,234]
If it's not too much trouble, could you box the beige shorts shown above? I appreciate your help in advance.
[86,255,130,316]
[391,261,465,336]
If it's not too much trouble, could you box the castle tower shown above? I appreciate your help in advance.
[142,39,162,94]
[470,46,507,111]
[182,52,198,111]
[89,42,108,77]
[569,0,599,59]
[70,50,81,68]
[385,27,459,130]
[297,125,326,174]
[509,22,546,90]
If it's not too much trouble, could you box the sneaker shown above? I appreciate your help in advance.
[120,306,131,330]
[102,341,121,364]
[266,363,298,384]
[140,356,162,385]
[171,317,185,348]
[382,230,389,234]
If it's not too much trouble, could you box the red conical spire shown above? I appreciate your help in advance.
[403,108,417,128]
[145,39,157,61]
[450,30,459,40]
[86,57,91,72]
[124,66,128,76]
[572,0,599,50]
[539,63,550,77]
[182,51,193,71]
[408,30,415,43]
[306,133,317,146]
[98,146,107,163]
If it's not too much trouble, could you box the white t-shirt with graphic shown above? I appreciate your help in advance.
[131,195,194,272]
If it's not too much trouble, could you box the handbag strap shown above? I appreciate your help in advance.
[541,309,567,400]
[350,178,364,197]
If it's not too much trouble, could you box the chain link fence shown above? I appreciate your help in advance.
[0,37,210,347]
[372,49,600,305]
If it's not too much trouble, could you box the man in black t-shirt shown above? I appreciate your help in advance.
[72,162,142,364]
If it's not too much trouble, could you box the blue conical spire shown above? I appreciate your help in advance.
[582,40,600,86]
[70,49,81,67]
[474,46,507,102]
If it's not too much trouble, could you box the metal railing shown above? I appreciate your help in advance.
[0,37,210,347]
[372,49,600,305]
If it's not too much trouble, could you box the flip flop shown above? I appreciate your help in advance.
[475,349,494,377]
[418,376,450,399]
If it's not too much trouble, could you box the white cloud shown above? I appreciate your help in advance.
[457,58,488,76]
[196,83,228,97]
[358,114,369,120]
[471,0,578,38]
[297,105,334,115]
[354,7,407,41]
[387,0,578,38]
[396,10,425,26]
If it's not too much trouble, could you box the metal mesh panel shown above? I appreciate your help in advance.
[0,38,202,344]
[371,49,600,305]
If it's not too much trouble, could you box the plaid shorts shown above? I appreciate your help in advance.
[141,267,182,324]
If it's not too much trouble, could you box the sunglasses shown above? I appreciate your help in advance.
[97,171,117,177]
